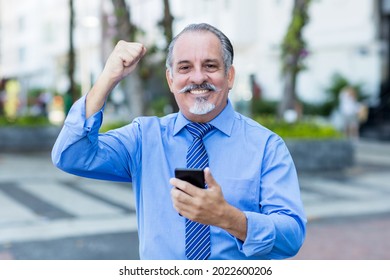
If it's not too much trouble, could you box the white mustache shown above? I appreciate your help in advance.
[178,83,217,94]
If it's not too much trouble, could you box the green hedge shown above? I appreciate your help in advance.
[0,116,51,127]
[100,116,342,139]
[99,121,129,133]
[1,115,341,140]
[254,116,342,139]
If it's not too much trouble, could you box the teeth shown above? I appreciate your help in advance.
[190,89,209,94]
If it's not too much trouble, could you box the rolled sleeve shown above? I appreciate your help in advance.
[235,211,275,257]
[51,95,104,169]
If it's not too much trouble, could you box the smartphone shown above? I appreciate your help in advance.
[174,168,205,189]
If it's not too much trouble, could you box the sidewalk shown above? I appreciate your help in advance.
[293,139,390,259]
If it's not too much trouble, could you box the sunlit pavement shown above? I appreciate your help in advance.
[0,139,389,259]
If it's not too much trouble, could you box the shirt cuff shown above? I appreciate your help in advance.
[64,95,104,141]
[234,211,275,257]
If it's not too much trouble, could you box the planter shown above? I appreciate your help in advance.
[0,126,61,152]
[286,139,355,171]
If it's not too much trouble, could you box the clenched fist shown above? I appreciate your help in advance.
[85,41,146,118]
[102,41,147,85]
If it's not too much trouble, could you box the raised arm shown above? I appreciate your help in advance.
[86,41,146,118]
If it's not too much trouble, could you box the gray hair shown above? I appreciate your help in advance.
[165,23,234,76]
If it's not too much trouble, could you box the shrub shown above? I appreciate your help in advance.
[0,115,51,127]
[254,116,342,139]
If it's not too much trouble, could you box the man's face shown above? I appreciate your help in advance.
[166,31,235,123]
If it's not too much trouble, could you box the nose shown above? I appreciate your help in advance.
[190,67,208,85]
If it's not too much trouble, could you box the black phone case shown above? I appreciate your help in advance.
[174,168,205,189]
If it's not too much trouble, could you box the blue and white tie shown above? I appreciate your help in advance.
[185,122,214,260]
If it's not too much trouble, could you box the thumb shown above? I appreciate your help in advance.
[204,167,217,189]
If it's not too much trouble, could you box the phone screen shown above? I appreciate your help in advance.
[174,168,205,189]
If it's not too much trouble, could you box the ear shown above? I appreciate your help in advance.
[227,66,235,90]
[166,69,174,92]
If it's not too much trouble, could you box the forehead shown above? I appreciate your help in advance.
[172,31,223,63]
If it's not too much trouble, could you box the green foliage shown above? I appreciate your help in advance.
[99,120,129,133]
[100,116,341,139]
[251,99,278,116]
[301,100,333,117]
[0,115,51,127]
[254,116,342,139]
[149,96,170,117]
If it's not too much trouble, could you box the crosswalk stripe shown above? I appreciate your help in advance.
[0,215,138,244]
[300,178,379,199]
[0,182,74,220]
[61,181,134,213]
[0,190,37,225]
[63,179,136,210]
[17,181,126,217]
[355,174,390,193]
[0,179,138,243]
[305,198,390,221]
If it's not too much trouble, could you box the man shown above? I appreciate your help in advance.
[52,23,306,260]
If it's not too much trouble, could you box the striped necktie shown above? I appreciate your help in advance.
[185,122,214,260]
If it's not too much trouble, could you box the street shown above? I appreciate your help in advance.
[0,139,390,260]
[0,152,139,259]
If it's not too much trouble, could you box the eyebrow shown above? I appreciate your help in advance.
[176,60,191,65]
[176,58,221,65]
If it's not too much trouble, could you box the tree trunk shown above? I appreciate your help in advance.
[278,54,299,119]
[65,0,77,114]
[159,0,178,112]
[111,0,145,119]
[278,0,311,120]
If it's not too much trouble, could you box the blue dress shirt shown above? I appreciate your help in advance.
[52,95,306,260]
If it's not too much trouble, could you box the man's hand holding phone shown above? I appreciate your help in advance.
[170,167,247,241]
[170,168,221,222]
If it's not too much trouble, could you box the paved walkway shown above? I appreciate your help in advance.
[0,139,389,259]
[294,139,390,259]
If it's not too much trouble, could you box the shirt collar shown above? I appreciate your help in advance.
[173,99,235,137]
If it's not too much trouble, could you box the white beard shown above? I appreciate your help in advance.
[189,97,215,115]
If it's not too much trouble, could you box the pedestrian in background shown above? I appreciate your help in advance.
[339,86,361,140]
[52,23,306,260]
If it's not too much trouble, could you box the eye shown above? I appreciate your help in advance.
[205,63,219,72]
[178,65,191,73]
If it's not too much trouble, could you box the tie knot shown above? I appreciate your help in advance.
[186,122,214,139]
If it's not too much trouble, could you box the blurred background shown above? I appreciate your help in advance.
[0,0,389,260]
[1,0,389,130]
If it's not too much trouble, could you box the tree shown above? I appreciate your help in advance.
[158,0,178,112]
[111,0,145,118]
[278,0,311,121]
[65,0,78,114]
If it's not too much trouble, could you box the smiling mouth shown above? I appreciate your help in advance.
[179,83,217,94]
[189,89,210,95]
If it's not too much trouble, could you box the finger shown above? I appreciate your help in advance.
[171,184,191,216]
[204,167,217,189]
[122,44,146,67]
